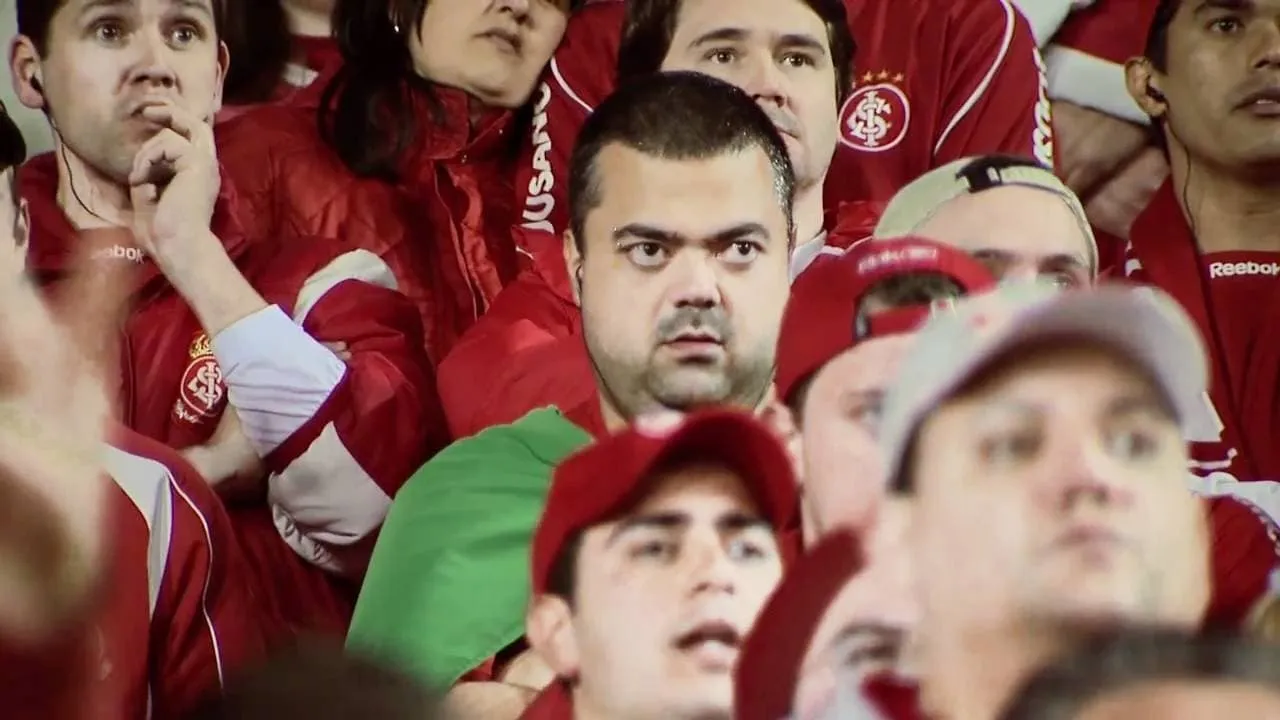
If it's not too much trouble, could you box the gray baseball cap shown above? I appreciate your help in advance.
[880,282,1215,491]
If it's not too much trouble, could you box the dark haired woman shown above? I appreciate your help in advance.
[218,0,341,121]
[216,0,573,365]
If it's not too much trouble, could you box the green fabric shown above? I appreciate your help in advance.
[346,408,592,689]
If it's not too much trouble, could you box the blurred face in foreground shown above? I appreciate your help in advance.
[911,342,1210,640]
[799,334,914,541]
[557,464,784,719]
[791,506,918,720]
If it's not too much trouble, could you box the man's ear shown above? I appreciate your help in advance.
[1125,57,1167,119]
[562,229,583,306]
[10,37,45,111]
[526,593,580,680]
[212,40,231,116]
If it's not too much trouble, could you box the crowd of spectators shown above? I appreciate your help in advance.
[3,0,1280,718]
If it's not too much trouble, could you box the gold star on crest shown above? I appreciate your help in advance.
[893,73,905,83]
[876,70,890,81]
[861,72,874,83]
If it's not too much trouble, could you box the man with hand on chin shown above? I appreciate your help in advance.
[11,0,444,639]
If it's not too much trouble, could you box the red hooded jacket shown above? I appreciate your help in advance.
[214,72,523,366]
[20,154,448,638]
[1124,181,1280,627]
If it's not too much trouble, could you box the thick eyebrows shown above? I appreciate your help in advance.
[605,512,687,547]
[688,26,827,57]
[611,221,775,246]
[716,510,770,534]
[688,27,749,48]
[603,509,769,546]
[776,33,828,57]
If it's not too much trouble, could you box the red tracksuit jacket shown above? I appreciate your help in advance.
[20,154,448,638]
[1124,181,1280,626]
[102,428,266,719]
[0,428,263,720]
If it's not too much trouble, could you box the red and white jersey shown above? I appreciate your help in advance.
[100,428,265,718]
[515,0,1052,297]
[1123,184,1280,627]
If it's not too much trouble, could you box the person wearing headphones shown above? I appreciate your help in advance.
[8,0,444,641]
[1122,0,1280,607]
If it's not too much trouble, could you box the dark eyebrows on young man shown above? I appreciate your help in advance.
[603,508,770,547]
[775,33,828,58]
[688,27,749,49]
[605,512,688,548]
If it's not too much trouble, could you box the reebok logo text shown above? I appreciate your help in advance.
[1209,261,1280,278]
[91,245,146,264]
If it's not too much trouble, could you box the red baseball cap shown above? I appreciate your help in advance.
[774,236,996,404]
[530,410,799,596]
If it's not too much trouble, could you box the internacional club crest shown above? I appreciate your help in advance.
[840,70,911,152]
[173,331,227,425]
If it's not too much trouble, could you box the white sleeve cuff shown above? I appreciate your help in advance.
[211,305,347,455]
[1008,0,1084,47]
[1046,44,1149,124]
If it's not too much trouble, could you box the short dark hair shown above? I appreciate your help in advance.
[544,532,584,605]
[220,0,294,105]
[187,638,442,720]
[853,274,964,326]
[616,0,856,108]
[1141,0,1180,149]
[1144,0,1181,73]
[1000,628,1280,720]
[0,107,27,205]
[17,0,224,55]
[568,71,796,250]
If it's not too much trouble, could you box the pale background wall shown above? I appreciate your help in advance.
[0,0,54,156]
